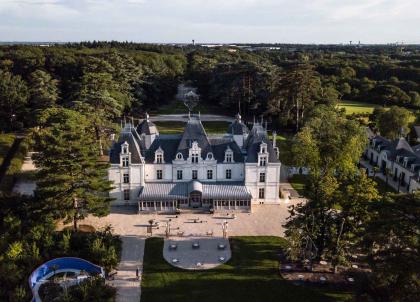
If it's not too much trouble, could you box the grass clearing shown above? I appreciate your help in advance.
[337,100,379,115]
[155,121,231,135]
[152,100,220,115]
[0,133,16,165]
[289,174,308,197]
[141,236,352,302]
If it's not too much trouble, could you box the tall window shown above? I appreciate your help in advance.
[122,145,128,154]
[225,153,233,163]
[122,157,129,167]
[191,153,199,163]
[157,170,163,180]
[177,170,183,180]
[226,169,232,179]
[192,170,198,180]
[207,170,213,179]
[258,188,265,199]
[156,154,163,164]
[123,173,130,183]
[259,156,267,167]
[124,189,130,201]
[259,172,265,182]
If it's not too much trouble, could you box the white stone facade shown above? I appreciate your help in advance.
[108,114,282,212]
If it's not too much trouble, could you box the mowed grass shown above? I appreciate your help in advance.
[141,237,352,302]
[0,133,16,165]
[337,100,379,115]
[289,174,308,197]
[155,121,231,134]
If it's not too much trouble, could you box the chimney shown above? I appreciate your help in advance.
[272,131,277,149]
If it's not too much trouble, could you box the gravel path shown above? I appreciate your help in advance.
[112,236,144,302]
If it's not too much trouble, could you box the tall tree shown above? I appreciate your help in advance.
[376,106,414,139]
[286,106,374,264]
[267,64,322,131]
[0,70,29,131]
[360,193,420,302]
[28,70,59,124]
[33,108,113,230]
[74,69,122,155]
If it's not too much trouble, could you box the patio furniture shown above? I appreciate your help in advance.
[319,276,327,282]
[319,260,328,265]
[172,258,179,264]
[219,256,225,262]
[217,243,226,250]
[351,264,358,269]
[168,244,177,250]
[348,277,355,283]
[196,262,202,267]
[177,231,184,237]
[298,274,304,280]
[284,265,292,270]
[192,242,200,249]
[206,230,213,236]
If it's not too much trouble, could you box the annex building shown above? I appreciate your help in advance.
[364,134,420,193]
[108,113,282,212]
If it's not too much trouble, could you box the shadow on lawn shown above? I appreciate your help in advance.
[141,237,350,302]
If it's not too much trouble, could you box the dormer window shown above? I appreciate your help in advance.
[122,142,129,154]
[154,148,164,164]
[189,140,201,164]
[224,147,234,163]
[260,143,267,154]
[206,152,214,160]
[176,153,183,160]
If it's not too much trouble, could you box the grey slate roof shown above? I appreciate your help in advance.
[137,118,158,135]
[228,118,249,135]
[176,117,213,159]
[244,123,279,163]
[208,137,244,163]
[109,128,143,164]
[143,135,181,163]
[138,181,252,201]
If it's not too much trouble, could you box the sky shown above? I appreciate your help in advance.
[0,0,419,44]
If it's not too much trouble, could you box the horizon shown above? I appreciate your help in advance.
[0,0,419,44]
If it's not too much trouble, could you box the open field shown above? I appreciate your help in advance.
[141,236,352,302]
[337,100,379,115]
[155,121,231,134]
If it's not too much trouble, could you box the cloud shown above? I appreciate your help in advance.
[0,0,418,43]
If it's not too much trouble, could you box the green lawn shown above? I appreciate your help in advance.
[155,121,231,135]
[289,174,308,197]
[337,100,379,115]
[141,236,352,302]
[0,133,16,166]
[152,100,220,115]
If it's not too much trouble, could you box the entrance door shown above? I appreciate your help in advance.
[189,192,202,208]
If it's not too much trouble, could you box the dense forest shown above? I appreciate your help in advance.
[0,42,419,301]
[0,42,419,133]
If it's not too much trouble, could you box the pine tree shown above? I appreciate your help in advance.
[33,108,113,231]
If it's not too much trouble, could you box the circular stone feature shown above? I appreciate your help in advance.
[163,237,231,270]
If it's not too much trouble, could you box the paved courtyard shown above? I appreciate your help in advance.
[79,202,300,238]
[69,201,303,302]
